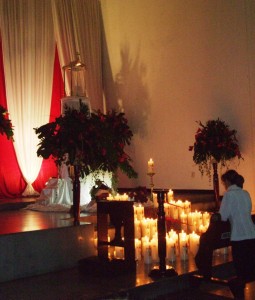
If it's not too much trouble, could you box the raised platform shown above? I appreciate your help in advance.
[0,207,96,282]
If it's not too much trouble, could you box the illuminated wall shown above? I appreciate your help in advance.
[100,0,255,206]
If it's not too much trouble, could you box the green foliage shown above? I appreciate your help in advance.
[0,105,14,140]
[189,118,243,176]
[35,102,138,179]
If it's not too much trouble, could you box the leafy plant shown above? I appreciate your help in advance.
[35,102,138,180]
[189,118,243,177]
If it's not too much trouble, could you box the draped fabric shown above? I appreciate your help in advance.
[0,0,56,195]
[32,47,62,194]
[0,0,103,199]
[52,0,103,110]
[0,42,61,198]
[0,38,26,198]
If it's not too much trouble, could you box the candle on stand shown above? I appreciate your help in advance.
[147,158,154,174]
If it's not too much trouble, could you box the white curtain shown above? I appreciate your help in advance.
[51,0,103,110]
[0,0,55,195]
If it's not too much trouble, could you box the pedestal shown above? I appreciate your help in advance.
[212,162,220,211]
[72,165,80,226]
[149,190,178,278]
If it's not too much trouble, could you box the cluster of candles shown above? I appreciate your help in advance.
[97,183,224,264]
[106,193,129,201]
[133,204,201,263]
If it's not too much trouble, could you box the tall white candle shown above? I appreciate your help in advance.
[189,231,200,256]
[166,236,176,262]
[143,241,152,264]
[147,158,154,173]
[167,189,174,202]
[134,220,141,239]
[150,237,159,262]
[135,238,142,261]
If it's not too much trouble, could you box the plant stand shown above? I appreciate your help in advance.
[72,165,80,225]
[212,162,220,211]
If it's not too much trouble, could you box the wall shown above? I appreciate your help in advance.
[100,0,255,206]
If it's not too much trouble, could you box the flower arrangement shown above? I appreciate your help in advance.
[189,118,243,177]
[34,102,138,181]
[0,105,14,140]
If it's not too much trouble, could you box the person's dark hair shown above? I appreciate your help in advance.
[221,170,244,188]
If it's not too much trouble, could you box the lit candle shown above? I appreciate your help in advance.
[135,238,142,261]
[184,200,191,214]
[167,189,174,202]
[143,241,152,264]
[202,212,210,225]
[179,230,189,260]
[180,212,188,231]
[150,219,157,239]
[176,199,184,219]
[150,237,159,262]
[166,236,176,262]
[168,229,179,256]
[141,218,151,238]
[134,219,141,239]
[153,192,158,208]
[107,193,114,201]
[147,158,154,174]
[141,236,149,257]
[189,231,200,256]
[164,202,170,216]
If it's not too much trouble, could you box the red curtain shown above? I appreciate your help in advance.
[0,42,62,199]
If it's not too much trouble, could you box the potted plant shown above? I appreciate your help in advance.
[189,118,243,210]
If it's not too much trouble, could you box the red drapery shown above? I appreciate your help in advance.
[0,41,62,199]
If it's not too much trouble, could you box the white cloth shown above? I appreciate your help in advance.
[219,184,255,241]
[26,170,112,213]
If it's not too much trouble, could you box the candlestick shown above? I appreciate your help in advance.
[147,159,155,203]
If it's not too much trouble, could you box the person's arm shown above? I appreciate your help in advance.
[219,193,230,221]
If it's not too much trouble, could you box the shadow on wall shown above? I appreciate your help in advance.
[114,44,150,139]
[100,3,149,138]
